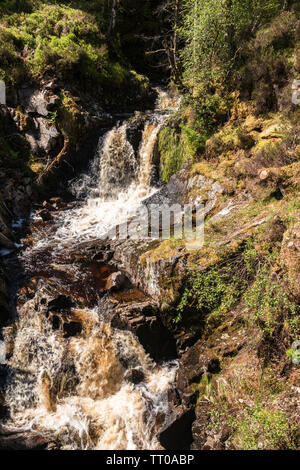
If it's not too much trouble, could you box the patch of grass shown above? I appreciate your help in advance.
[175,251,249,331]
[245,265,300,337]
[232,405,298,450]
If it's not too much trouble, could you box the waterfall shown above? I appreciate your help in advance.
[1,89,180,450]
[4,307,177,450]
[21,90,176,253]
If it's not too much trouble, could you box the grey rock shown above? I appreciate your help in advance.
[25,117,59,155]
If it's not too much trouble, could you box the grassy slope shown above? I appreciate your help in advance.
[0,1,151,100]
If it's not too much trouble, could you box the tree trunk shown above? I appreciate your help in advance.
[108,0,117,35]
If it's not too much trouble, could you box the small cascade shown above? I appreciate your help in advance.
[56,110,169,244]
[98,122,137,199]
[1,89,180,450]
[4,306,177,449]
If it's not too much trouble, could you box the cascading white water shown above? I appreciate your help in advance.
[2,89,180,450]
[4,306,177,450]
[23,92,175,257]
[53,116,165,244]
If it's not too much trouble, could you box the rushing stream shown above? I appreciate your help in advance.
[1,89,180,450]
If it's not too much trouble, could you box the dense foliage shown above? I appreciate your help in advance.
[0,1,161,96]
[180,0,282,91]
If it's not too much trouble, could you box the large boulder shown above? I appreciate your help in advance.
[25,116,60,157]
[100,295,177,362]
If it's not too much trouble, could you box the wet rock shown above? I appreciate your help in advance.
[144,167,188,207]
[42,200,52,210]
[0,401,8,420]
[0,201,13,238]
[202,436,222,450]
[0,365,8,390]
[167,388,181,408]
[125,113,145,155]
[0,428,55,450]
[37,208,53,222]
[46,295,82,337]
[0,293,10,326]
[158,407,195,450]
[124,368,145,385]
[207,357,221,374]
[190,409,209,450]
[176,333,199,354]
[176,341,207,393]
[18,87,49,117]
[25,116,60,156]
[56,359,79,396]
[106,271,128,292]
[263,215,286,244]
[144,164,223,212]
[100,296,177,362]
[63,321,82,338]
[92,250,114,263]
[48,295,74,313]
[0,232,15,250]
[0,268,10,327]
[0,269,8,300]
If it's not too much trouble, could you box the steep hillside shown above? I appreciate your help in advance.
[132,4,300,450]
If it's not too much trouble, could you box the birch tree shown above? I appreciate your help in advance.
[180,0,281,92]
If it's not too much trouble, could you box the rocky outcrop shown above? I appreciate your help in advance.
[5,81,115,194]
[0,427,57,450]
[100,294,177,361]
[0,108,34,330]
[157,340,220,449]
[159,407,195,450]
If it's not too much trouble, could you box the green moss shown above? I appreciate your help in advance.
[206,124,256,157]
[158,126,191,183]
[0,3,150,99]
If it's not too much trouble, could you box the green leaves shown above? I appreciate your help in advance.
[180,0,281,91]
[175,261,245,329]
